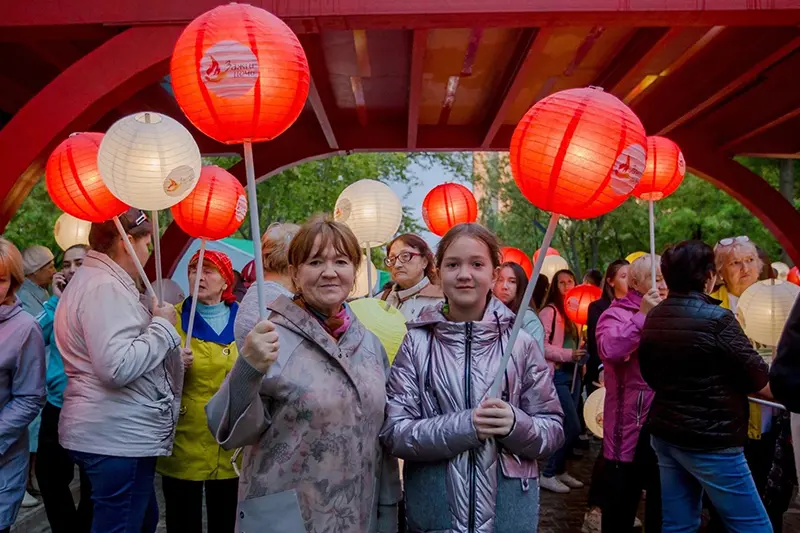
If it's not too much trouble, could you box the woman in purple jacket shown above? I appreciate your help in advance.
[596,254,667,532]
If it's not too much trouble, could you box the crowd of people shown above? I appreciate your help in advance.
[1,210,799,533]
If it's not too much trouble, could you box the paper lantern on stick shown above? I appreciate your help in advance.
[171,166,247,241]
[46,133,128,222]
[53,213,91,251]
[501,247,533,279]
[170,3,309,145]
[98,112,202,211]
[509,86,647,220]
[788,266,800,286]
[334,180,402,248]
[422,183,478,236]
[564,284,603,326]
[772,262,790,281]
[737,279,800,346]
[633,136,686,202]
[349,298,407,363]
[533,247,560,264]
[350,256,378,298]
[541,255,570,282]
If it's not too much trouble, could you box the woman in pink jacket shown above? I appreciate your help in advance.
[596,254,667,532]
[539,269,586,494]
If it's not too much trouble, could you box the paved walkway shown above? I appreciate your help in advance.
[12,440,614,533]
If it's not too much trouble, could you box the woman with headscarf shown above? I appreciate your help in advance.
[158,250,240,533]
[381,234,443,321]
[0,238,46,533]
[206,216,400,533]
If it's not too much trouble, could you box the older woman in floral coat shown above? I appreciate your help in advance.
[206,217,400,533]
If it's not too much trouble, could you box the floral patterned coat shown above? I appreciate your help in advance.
[206,295,401,533]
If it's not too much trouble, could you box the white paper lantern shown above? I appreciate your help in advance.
[350,255,378,298]
[98,112,202,211]
[334,179,402,248]
[540,255,570,282]
[737,279,800,346]
[53,213,91,251]
[772,262,790,281]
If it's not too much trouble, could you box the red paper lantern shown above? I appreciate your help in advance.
[510,87,647,219]
[171,166,247,241]
[45,133,128,223]
[502,247,533,279]
[422,183,478,236]
[170,4,310,145]
[788,266,800,286]
[564,284,603,326]
[633,136,686,201]
[533,247,560,263]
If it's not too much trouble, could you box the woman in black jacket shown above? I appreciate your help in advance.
[639,240,772,533]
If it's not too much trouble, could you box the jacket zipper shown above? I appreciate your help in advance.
[465,322,476,533]
[636,390,644,427]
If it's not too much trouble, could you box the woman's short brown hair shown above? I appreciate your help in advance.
[0,237,25,298]
[387,233,439,284]
[262,223,300,275]
[435,223,502,270]
[89,208,153,255]
[289,216,362,272]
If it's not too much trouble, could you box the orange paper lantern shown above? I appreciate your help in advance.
[422,183,478,236]
[533,247,560,264]
[45,132,128,223]
[564,284,603,326]
[788,266,800,286]
[170,3,310,144]
[502,247,533,279]
[510,87,646,219]
[633,136,686,201]
[171,166,247,241]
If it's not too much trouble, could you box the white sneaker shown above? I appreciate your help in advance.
[557,472,585,489]
[21,490,40,507]
[540,475,571,493]
[634,516,642,527]
[581,508,602,533]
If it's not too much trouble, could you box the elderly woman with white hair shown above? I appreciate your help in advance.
[595,255,667,532]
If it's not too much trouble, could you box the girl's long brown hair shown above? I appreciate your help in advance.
[435,223,502,271]
[544,269,578,341]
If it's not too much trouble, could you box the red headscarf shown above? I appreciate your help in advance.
[189,250,236,305]
[241,260,257,289]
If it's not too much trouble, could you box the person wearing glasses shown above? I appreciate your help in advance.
[380,234,443,321]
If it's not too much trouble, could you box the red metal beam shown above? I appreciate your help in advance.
[674,129,800,264]
[481,28,542,149]
[4,1,800,28]
[590,27,671,96]
[297,33,340,149]
[657,35,800,135]
[0,25,181,231]
[26,41,85,70]
[407,29,427,150]
[725,110,800,157]
[633,27,800,135]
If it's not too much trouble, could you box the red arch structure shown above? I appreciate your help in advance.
[2,1,800,273]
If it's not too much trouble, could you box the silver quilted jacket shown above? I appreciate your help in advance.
[380,297,564,533]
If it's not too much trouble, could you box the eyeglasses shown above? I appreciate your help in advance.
[717,236,750,247]
[384,251,422,267]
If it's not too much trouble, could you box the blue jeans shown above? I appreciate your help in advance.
[651,436,772,533]
[542,368,580,477]
[69,451,159,533]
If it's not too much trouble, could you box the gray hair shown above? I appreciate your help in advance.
[629,254,660,293]
[713,240,762,281]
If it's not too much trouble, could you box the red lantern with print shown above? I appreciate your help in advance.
[422,183,478,237]
[170,3,310,144]
[171,166,247,240]
[501,247,533,279]
[633,136,686,201]
[564,284,603,326]
[510,86,646,219]
[45,132,129,223]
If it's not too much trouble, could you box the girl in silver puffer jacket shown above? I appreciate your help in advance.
[380,224,564,533]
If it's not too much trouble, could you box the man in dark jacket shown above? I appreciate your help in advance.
[639,240,772,533]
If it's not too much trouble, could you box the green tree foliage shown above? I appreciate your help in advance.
[474,155,798,278]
